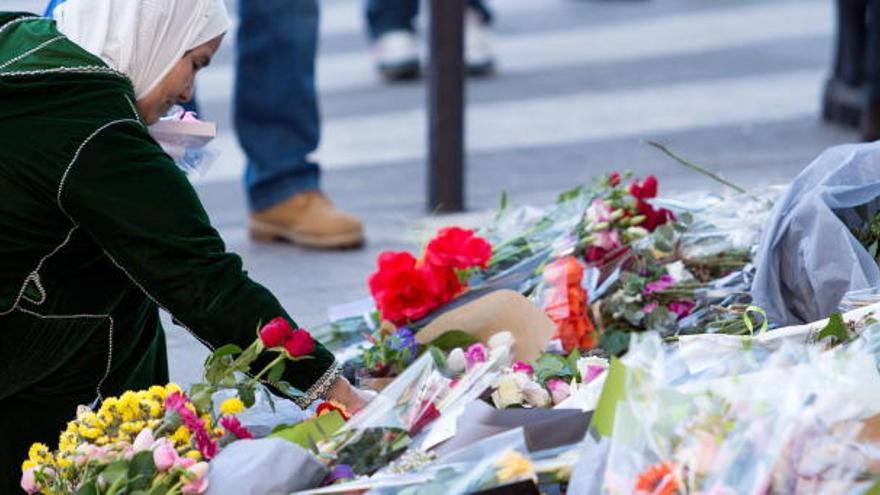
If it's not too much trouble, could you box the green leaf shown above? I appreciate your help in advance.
[238,383,257,408]
[127,451,156,491]
[426,330,480,351]
[101,460,130,485]
[533,353,571,383]
[75,481,99,495]
[428,346,448,370]
[566,349,582,380]
[268,360,286,383]
[599,329,631,356]
[212,343,243,360]
[817,312,849,344]
[271,411,346,449]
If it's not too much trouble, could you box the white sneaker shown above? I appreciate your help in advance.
[373,30,420,81]
[465,9,496,76]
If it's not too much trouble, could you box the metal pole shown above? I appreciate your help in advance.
[427,0,465,212]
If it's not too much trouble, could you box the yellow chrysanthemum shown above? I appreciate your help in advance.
[184,450,202,460]
[79,427,101,440]
[21,460,36,472]
[28,443,51,463]
[56,457,73,469]
[95,436,110,446]
[170,426,191,446]
[148,385,167,400]
[200,414,213,430]
[165,383,182,395]
[220,397,246,416]
[58,432,77,453]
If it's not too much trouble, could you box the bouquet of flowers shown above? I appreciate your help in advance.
[316,338,512,476]
[368,227,492,327]
[21,318,317,495]
[490,351,609,410]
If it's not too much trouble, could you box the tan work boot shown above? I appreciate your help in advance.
[250,191,364,249]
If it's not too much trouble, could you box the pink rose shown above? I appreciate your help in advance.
[465,343,488,370]
[512,361,534,375]
[153,439,179,472]
[20,468,37,494]
[546,378,571,405]
[594,229,622,251]
[182,478,209,494]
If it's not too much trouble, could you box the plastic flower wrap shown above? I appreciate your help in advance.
[316,341,511,476]
[589,310,880,495]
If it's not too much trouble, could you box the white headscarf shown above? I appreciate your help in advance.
[54,0,230,98]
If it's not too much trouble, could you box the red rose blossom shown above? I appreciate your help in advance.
[629,175,674,232]
[425,227,492,269]
[608,172,621,187]
[259,317,292,348]
[368,251,459,325]
[284,328,315,357]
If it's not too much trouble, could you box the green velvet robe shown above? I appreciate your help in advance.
[0,13,339,491]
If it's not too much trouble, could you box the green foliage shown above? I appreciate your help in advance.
[816,312,850,345]
[426,330,480,351]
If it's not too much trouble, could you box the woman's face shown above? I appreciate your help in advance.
[136,36,223,124]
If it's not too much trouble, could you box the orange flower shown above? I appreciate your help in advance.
[635,462,681,495]
[542,256,597,351]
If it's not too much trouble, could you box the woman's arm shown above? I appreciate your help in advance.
[59,119,353,408]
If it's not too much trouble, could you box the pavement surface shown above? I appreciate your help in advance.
[9,0,859,387]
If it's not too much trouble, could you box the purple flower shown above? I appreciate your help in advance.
[642,302,659,314]
[465,343,488,370]
[324,464,356,485]
[389,327,418,361]
[643,274,674,295]
[667,300,695,319]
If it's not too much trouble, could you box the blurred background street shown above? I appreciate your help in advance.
[9,0,855,385]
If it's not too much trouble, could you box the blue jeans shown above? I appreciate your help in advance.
[236,0,321,212]
[366,0,493,40]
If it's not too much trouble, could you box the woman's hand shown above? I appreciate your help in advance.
[324,376,375,414]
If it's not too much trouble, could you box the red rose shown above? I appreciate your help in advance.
[608,172,621,187]
[629,175,674,232]
[284,328,315,357]
[425,227,492,269]
[629,175,658,200]
[368,251,445,325]
[260,317,292,348]
[424,263,463,305]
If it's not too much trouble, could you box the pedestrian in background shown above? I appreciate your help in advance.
[367,0,496,80]
[823,0,880,141]
[46,0,366,250]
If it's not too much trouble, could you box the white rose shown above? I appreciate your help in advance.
[515,373,550,408]
[447,348,467,374]
[491,374,525,408]
[488,331,515,350]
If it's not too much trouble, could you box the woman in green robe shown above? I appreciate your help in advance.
[0,1,368,490]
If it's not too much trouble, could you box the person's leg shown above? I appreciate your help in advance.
[366,0,421,80]
[467,0,493,26]
[236,0,321,213]
[366,0,420,40]
[238,0,363,248]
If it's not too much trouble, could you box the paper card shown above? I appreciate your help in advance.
[270,411,346,450]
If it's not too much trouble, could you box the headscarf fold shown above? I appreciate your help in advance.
[54,0,230,98]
